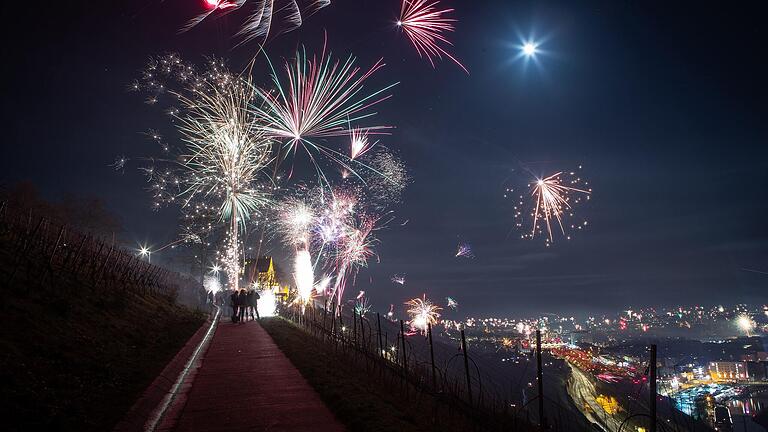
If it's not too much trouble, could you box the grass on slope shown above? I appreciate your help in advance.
[261,317,500,432]
[0,261,205,431]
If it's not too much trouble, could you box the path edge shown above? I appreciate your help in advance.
[113,311,217,432]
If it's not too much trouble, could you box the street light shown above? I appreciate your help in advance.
[138,246,151,263]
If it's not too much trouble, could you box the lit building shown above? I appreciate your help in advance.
[708,361,747,381]
[244,256,290,301]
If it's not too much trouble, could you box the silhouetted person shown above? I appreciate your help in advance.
[250,289,260,320]
[245,290,254,321]
[238,289,248,324]
[220,290,229,317]
[230,289,238,321]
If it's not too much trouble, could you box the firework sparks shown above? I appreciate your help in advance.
[134,55,275,290]
[252,44,397,184]
[397,0,468,73]
[391,274,406,285]
[361,149,410,208]
[315,275,333,296]
[736,314,755,336]
[355,297,372,316]
[276,196,317,246]
[511,168,591,244]
[203,275,222,294]
[455,242,474,258]
[446,296,458,309]
[349,127,376,160]
[294,246,314,304]
[180,0,330,46]
[328,212,379,307]
[111,156,128,172]
[406,294,442,333]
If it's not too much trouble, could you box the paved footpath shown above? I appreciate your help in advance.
[162,319,345,432]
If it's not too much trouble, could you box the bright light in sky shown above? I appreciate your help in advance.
[138,245,151,262]
[736,314,755,335]
[523,42,537,56]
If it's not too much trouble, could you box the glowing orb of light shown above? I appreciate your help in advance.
[523,42,538,57]
[257,289,277,317]
[294,249,314,303]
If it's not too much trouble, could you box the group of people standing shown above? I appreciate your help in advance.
[208,288,260,323]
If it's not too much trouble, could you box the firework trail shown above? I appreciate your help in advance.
[387,304,395,319]
[252,42,398,185]
[294,245,314,304]
[315,275,333,296]
[133,55,275,290]
[391,274,406,285]
[406,294,442,333]
[397,0,468,73]
[328,212,379,308]
[455,242,474,258]
[446,296,458,309]
[514,169,591,244]
[180,0,330,46]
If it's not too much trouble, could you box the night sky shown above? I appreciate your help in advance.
[3,1,767,317]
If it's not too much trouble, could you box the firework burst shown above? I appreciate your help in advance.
[349,127,377,160]
[294,246,314,304]
[360,149,410,208]
[391,274,406,285]
[455,242,474,258]
[204,274,222,294]
[397,0,468,73]
[355,296,372,316]
[133,55,276,290]
[276,196,317,246]
[406,294,442,333]
[252,43,397,185]
[736,314,756,336]
[180,0,330,46]
[510,167,591,244]
[446,296,458,309]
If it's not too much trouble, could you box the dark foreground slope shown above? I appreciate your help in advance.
[261,317,538,432]
[0,228,205,431]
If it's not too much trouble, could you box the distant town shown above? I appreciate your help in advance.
[444,303,768,431]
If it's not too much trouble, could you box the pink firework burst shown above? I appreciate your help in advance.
[397,0,468,73]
